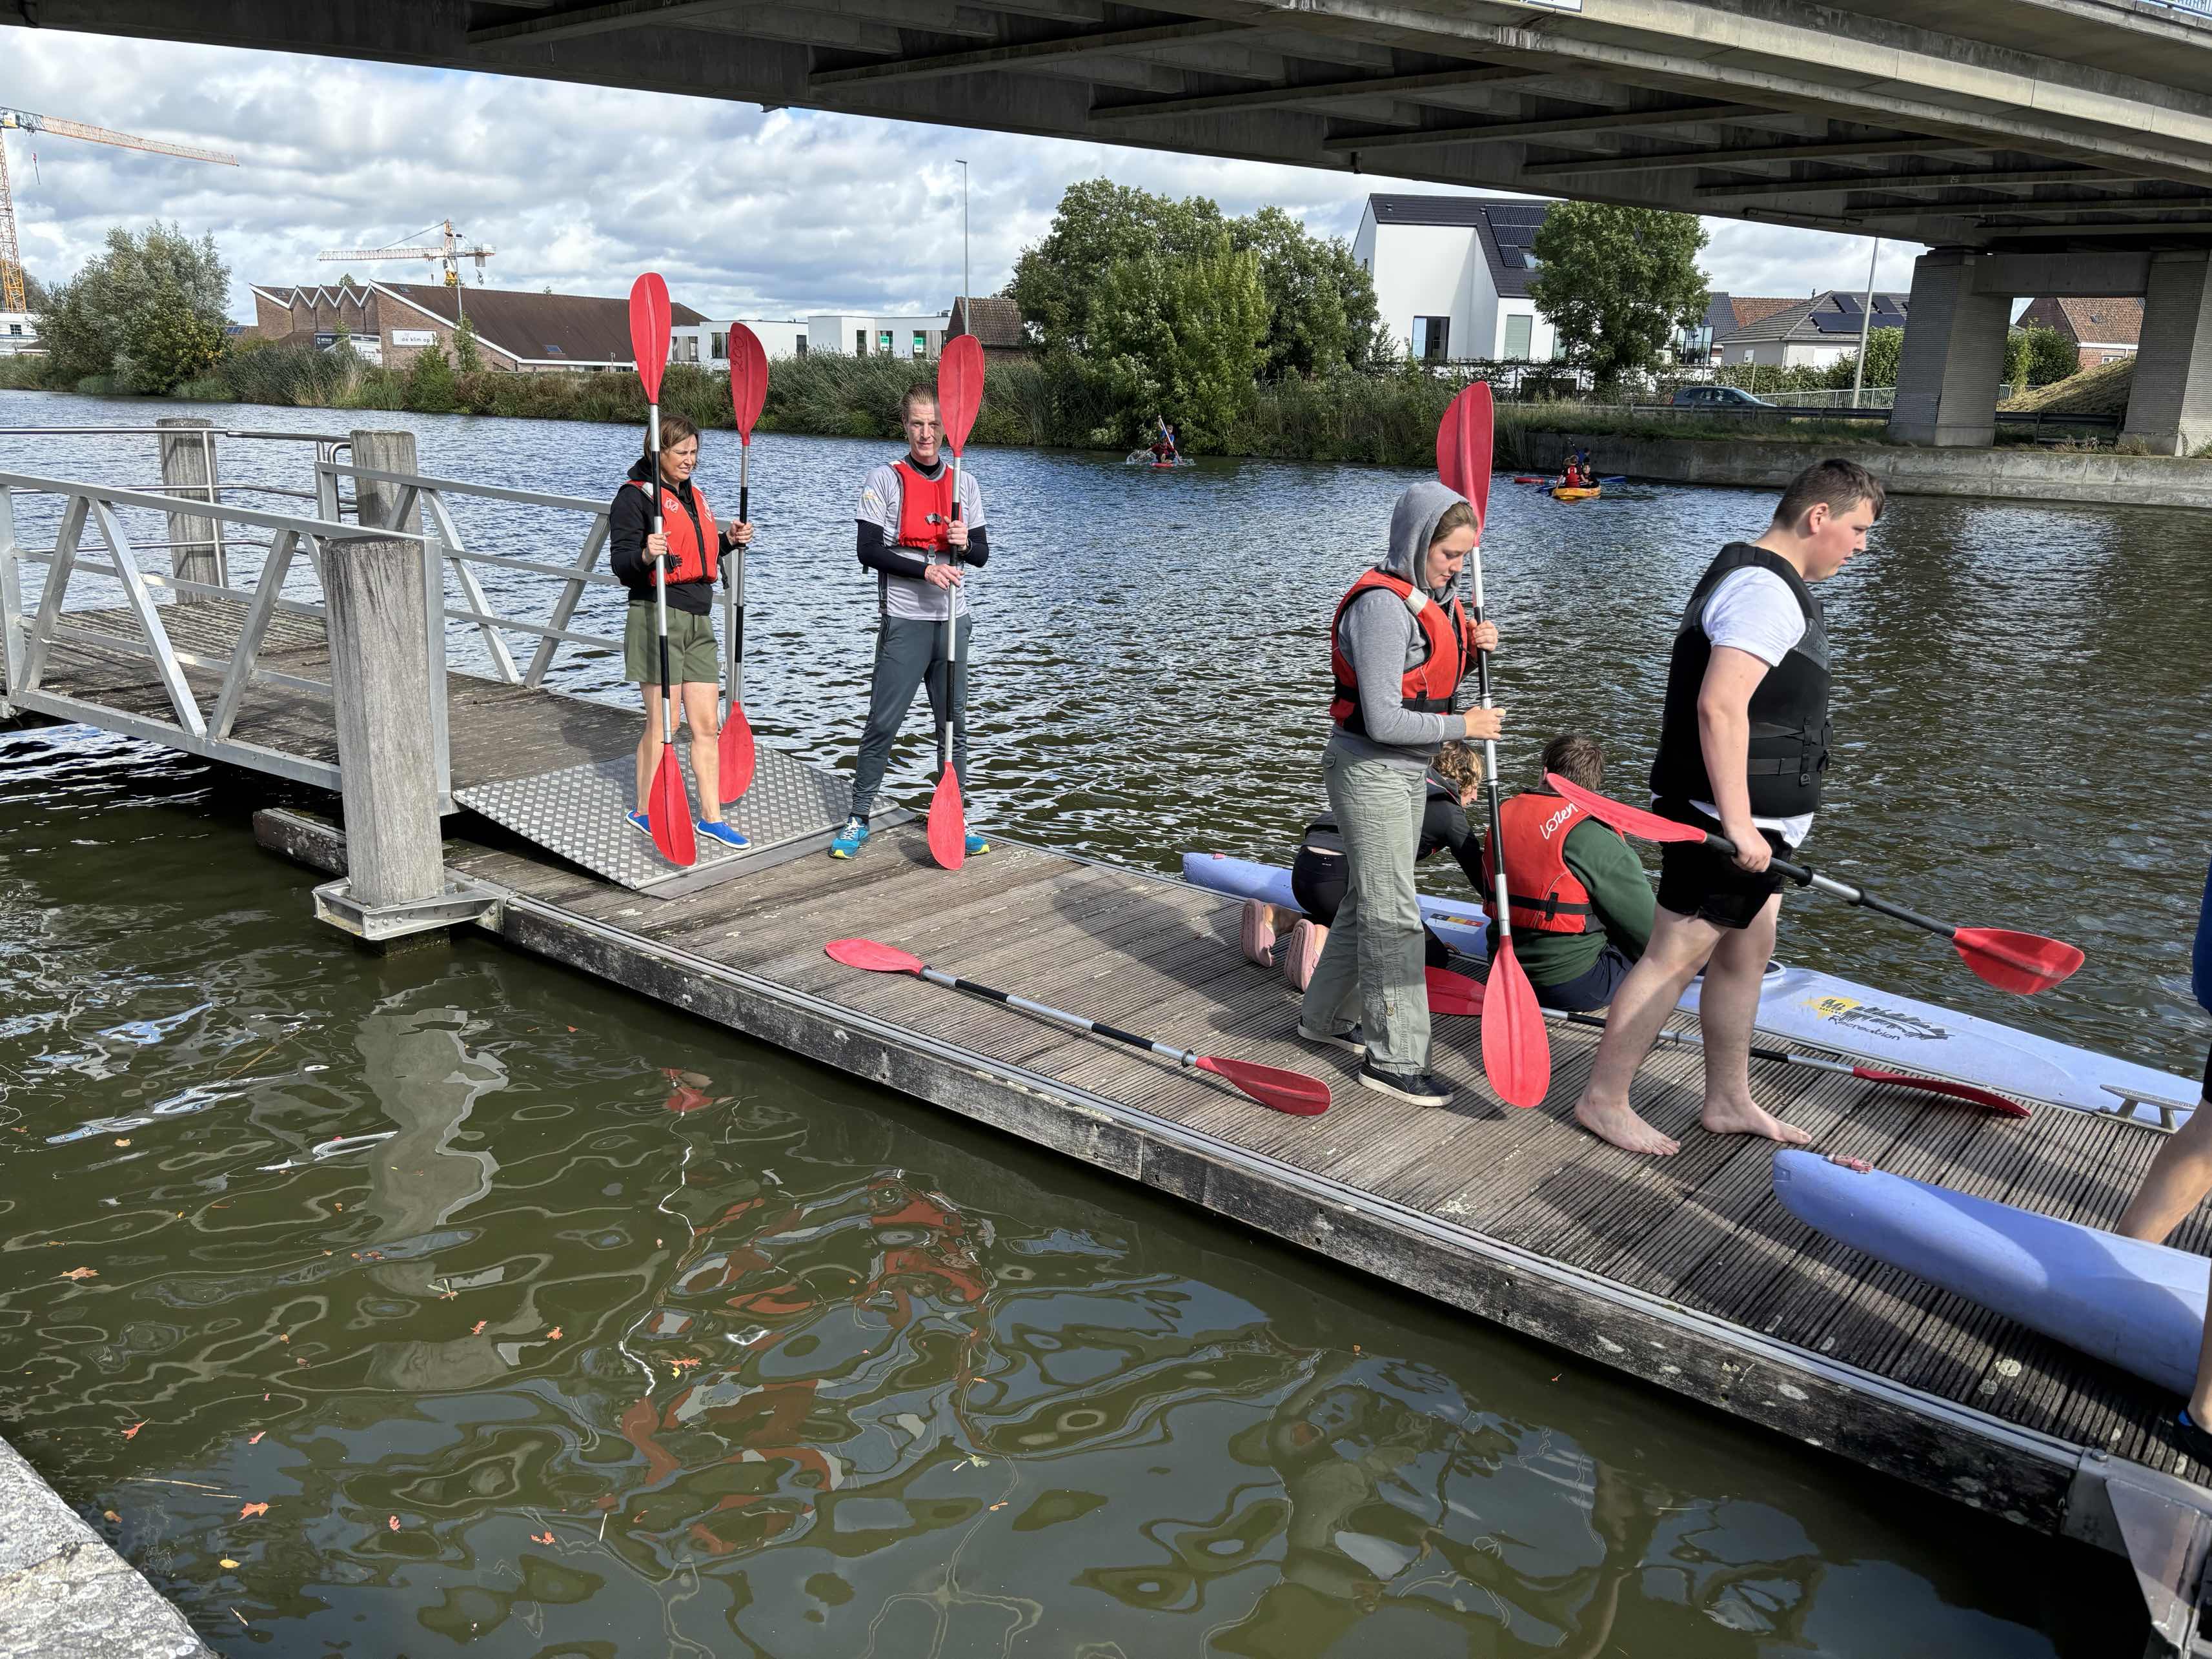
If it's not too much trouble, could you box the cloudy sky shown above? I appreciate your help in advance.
[5,31,1928,323]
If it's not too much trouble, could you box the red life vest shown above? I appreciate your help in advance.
[893,458,957,553]
[1327,569,1475,736]
[628,478,719,585]
[1480,789,1599,934]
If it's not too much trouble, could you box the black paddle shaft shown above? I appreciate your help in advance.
[1695,830,1956,941]
[1562,1010,1846,1075]
[918,964,1197,1066]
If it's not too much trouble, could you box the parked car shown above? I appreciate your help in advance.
[1671,385,1776,409]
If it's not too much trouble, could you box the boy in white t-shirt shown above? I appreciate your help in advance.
[1571,460,1885,1157]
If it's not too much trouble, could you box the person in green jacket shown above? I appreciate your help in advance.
[1483,733,1655,1012]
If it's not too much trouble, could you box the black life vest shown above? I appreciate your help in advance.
[893,458,957,553]
[1479,789,1598,935]
[1649,542,1831,818]
[1328,570,1475,738]
[627,478,719,585]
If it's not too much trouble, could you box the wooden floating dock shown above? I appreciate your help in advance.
[10,436,2212,1653]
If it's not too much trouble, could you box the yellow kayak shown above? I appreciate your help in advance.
[1552,485,1602,501]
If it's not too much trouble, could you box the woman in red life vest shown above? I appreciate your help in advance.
[608,415,755,848]
[1296,481,1503,1110]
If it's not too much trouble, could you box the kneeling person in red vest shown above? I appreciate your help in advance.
[609,415,756,850]
[1481,734,1654,1012]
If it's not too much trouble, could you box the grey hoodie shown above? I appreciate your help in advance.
[1330,479,1470,775]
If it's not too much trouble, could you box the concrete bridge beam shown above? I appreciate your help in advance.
[1889,250,2013,449]
[2121,253,2212,457]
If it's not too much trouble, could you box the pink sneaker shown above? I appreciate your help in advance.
[1281,920,1326,992]
[1239,899,1277,966]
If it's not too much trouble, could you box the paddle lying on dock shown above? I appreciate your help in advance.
[1541,772,2084,995]
[825,938,1332,1115]
[928,335,985,870]
[1424,966,1486,1017]
[1552,1010,2030,1117]
[627,272,695,868]
[1437,382,1551,1108]
[718,323,768,804]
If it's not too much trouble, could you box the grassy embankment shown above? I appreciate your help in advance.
[0,343,1907,467]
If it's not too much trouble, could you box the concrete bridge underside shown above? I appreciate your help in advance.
[17,0,2212,449]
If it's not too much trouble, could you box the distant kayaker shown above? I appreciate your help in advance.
[1297,482,1503,1107]
[2113,857,2212,1454]
[608,414,756,849]
[829,383,991,860]
[1481,734,1654,1012]
[1568,458,1884,1155]
[1239,740,1484,991]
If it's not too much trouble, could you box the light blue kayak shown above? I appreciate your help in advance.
[1771,1148,2206,1398]
[1181,851,2198,1123]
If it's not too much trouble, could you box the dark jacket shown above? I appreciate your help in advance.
[609,456,736,616]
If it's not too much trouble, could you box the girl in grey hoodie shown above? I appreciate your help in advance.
[1299,480,1504,1107]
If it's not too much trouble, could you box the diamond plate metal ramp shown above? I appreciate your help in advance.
[454,743,904,897]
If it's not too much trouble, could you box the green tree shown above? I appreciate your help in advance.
[1008,179,1226,355]
[452,313,482,374]
[1820,325,1903,391]
[1528,203,1710,392]
[403,341,458,413]
[35,223,230,392]
[1226,204,1387,378]
[1088,233,1268,450]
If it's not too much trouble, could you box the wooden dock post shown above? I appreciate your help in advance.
[155,416,221,602]
[311,428,492,948]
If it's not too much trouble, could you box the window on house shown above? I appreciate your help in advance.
[1412,316,1450,361]
[912,331,926,359]
[855,329,868,354]
[711,332,728,358]
[1504,314,1532,360]
[878,329,894,354]
[796,338,807,357]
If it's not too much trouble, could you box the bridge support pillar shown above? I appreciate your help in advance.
[1889,249,2010,447]
[2122,253,2212,456]
[156,416,221,601]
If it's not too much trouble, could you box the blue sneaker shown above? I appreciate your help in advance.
[696,819,749,850]
[964,831,991,856]
[625,809,653,841]
[829,817,870,859]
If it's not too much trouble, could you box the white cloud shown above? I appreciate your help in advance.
[6,30,1925,322]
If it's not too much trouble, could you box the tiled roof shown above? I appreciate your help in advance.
[1729,296,1799,330]
[1366,194,1550,297]
[375,283,707,364]
[1719,290,1909,345]
[2020,295,2142,347]
[949,295,1028,348]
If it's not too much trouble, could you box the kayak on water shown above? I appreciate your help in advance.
[1772,1149,2206,1398]
[1552,486,1602,501]
[1125,450,1194,467]
[1181,851,2199,1122]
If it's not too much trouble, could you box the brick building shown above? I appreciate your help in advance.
[247,279,707,372]
[2016,296,2143,370]
[948,295,1032,361]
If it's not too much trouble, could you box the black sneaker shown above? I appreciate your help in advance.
[1295,1021,1366,1056]
[1357,1064,1453,1107]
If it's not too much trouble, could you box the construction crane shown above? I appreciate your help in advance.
[0,108,238,314]
[318,219,496,301]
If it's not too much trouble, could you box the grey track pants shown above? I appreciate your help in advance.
[851,612,971,819]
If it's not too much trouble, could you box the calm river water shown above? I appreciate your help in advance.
[1,386,2198,1654]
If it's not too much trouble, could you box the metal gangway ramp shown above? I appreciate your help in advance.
[0,423,882,897]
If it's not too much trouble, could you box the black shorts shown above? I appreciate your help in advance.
[1653,799,1795,931]
[1292,844,1452,967]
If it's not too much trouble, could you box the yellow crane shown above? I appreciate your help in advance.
[0,108,238,314]
[318,219,496,293]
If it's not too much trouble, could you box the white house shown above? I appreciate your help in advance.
[1350,195,1559,363]
[1716,291,1910,369]
[669,318,811,366]
[806,312,951,361]
[0,309,39,356]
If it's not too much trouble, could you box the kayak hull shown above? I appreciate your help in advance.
[1772,1149,2206,1398]
[1552,487,1601,501]
[1181,851,2196,1120]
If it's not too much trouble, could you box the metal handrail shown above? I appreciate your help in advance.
[0,470,421,540]
[0,424,352,443]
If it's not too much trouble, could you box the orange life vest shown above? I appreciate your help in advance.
[1327,569,1474,736]
[893,458,957,553]
[1480,789,1599,934]
[627,478,719,584]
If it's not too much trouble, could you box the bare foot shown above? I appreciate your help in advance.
[1574,1097,1680,1156]
[1701,1095,1812,1145]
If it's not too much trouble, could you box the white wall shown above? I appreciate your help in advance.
[1354,207,1554,362]
[671,319,809,364]
[0,310,39,355]
[806,313,951,360]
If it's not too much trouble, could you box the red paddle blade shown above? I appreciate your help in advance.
[1953,927,2084,995]
[824,937,925,974]
[1855,1066,2031,1119]
[1543,773,1707,845]
[937,334,984,456]
[648,744,695,866]
[1436,381,1493,530]
[1480,942,1552,1108]
[629,273,671,404]
[1425,965,1486,1017]
[927,767,966,870]
[727,325,768,441]
[718,703,755,804]
[1196,1055,1331,1117]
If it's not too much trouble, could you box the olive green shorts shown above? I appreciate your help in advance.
[625,603,720,686]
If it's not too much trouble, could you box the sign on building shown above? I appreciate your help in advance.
[391,329,436,347]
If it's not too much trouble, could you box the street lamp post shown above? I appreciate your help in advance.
[1851,237,1881,409]
[956,158,969,346]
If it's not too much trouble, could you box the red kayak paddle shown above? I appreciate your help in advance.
[928,335,985,871]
